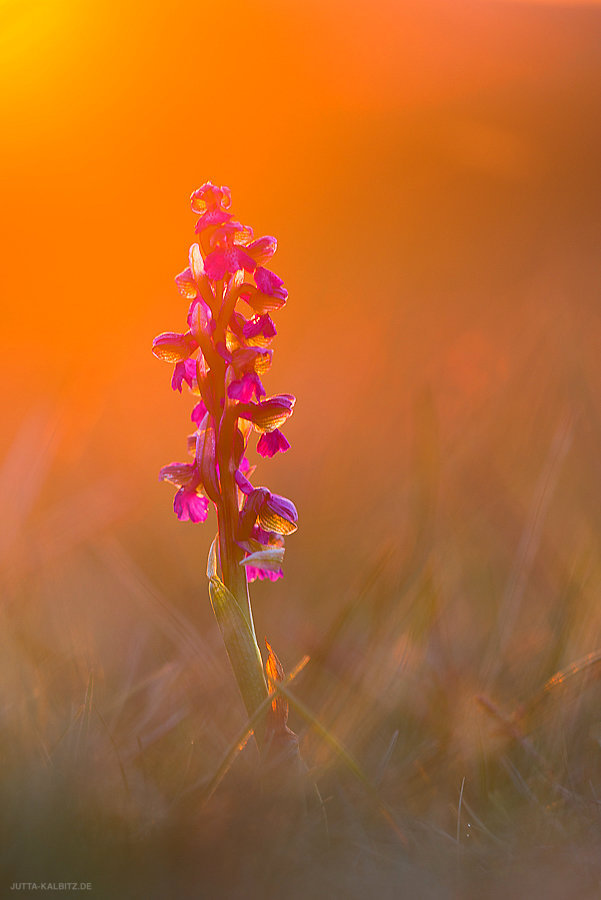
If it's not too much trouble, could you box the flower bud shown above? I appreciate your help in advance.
[190,182,231,214]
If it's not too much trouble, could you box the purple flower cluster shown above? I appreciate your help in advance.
[153,182,297,583]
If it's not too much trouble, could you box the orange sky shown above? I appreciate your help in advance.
[1,0,601,542]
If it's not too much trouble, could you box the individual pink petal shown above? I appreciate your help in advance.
[236,247,258,273]
[228,372,265,402]
[203,243,257,279]
[202,249,225,281]
[208,221,245,245]
[246,566,283,583]
[246,236,277,266]
[174,487,209,523]
[194,208,232,233]
[257,429,290,458]
[171,358,197,392]
[243,314,277,340]
[252,525,274,544]
[191,400,208,425]
[254,267,288,300]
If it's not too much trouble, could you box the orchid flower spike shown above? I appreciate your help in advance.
[153,182,296,590]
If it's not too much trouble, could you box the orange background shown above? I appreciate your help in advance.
[1,0,601,627]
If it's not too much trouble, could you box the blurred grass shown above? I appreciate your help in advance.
[4,350,601,897]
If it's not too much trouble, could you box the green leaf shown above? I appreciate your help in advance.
[206,535,220,579]
[208,575,268,742]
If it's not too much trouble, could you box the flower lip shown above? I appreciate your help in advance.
[228,371,265,402]
[257,429,290,458]
[174,486,210,523]
[254,267,288,300]
[171,358,197,392]
[245,565,283,583]
[191,400,208,425]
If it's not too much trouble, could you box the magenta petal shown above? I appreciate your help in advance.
[252,525,273,544]
[254,267,288,300]
[203,249,229,280]
[194,208,231,233]
[173,487,209,523]
[191,401,207,425]
[237,248,257,273]
[228,372,265,402]
[171,358,197,392]
[246,565,283,583]
[243,314,277,340]
[257,429,290,458]
[234,468,254,495]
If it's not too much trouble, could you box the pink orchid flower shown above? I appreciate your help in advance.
[154,183,297,589]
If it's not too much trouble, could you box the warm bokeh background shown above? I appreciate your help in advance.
[2,0,601,894]
[2,0,601,593]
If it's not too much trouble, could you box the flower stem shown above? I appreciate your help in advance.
[217,471,257,641]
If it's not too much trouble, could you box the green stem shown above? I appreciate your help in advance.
[216,472,257,641]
